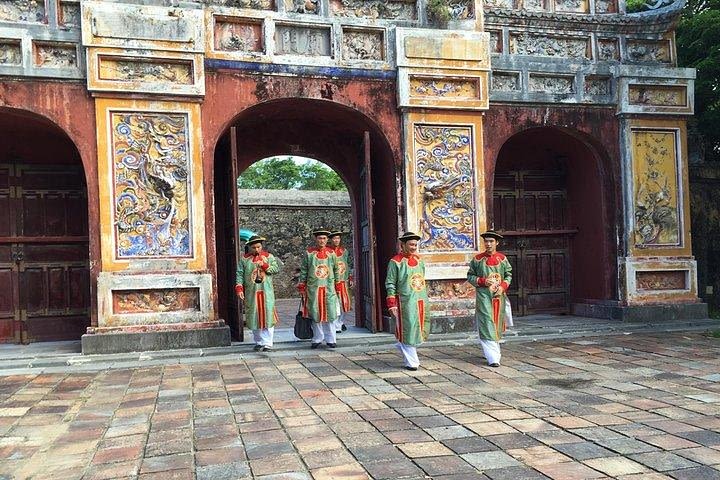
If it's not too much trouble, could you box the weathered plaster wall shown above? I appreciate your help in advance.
[238,189,353,299]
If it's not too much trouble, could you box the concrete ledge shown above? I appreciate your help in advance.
[81,326,231,354]
[572,302,709,322]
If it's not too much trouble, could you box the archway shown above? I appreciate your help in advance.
[0,108,90,342]
[213,98,398,340]
[492,127,616,316]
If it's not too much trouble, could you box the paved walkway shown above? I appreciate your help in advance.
[1,332,719,480]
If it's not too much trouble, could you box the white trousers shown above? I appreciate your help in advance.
[252,327,274,347]
[479,339,501,365]
[396,342,420,368]
[311,322,337,344]
[334,311,350,330]
[504,297,514,327]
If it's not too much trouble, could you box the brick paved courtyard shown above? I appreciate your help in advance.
[1,332,719,480]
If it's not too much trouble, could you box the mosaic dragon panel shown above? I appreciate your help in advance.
[112,288,200,314]
[413,125,477,252]
[111,112,193,258]
[631,129,681,247]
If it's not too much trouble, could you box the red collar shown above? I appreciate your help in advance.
[244,250,269,259]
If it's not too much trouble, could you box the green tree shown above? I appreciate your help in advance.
[237,157,347,191]
[677,0,720,161]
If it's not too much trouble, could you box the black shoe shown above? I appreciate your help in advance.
[326,343,336,348]
[336,330,341,334]
[341,325,347,331]
[261,346,272,352]
[253,344,262,352]
[404,366,418,371]
[489,363,500,368]
[311,343,321,349]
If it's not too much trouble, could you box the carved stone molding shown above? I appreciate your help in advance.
[626,39,672,64]
[585,76,611,95]
[0,0,46,23]
[202,0,274,9]
[274,24,332,56]
[598,38,619,61]
[33,42,77,68]
[491,71,520,92]
[342,29,384,61]
[113,288,201,314]
[529,74,574,93]
[510,33,589,58]
[58,0,80,26]
[636,270,686,291]
[488,30,502,53]
[214,18,263,53]
[98,57,193,84]
[330,0,417,20]
[410,77,478,98]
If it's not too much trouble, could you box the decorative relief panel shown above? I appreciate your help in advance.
[491,72,520,92]
[529,74,574,94]
[33,42,77,68]
[428,279,475,300]
[330,0,417,20]
[90,5,195,44]
[342,29,384,61]
[113,288,200,314]
[284,0,319,14]
[631,129,681,247]
[410,77,478,98]
[447,0,475,19]
[595,0,617,12]
[636,271,686,291]
[111,112,193,258]
[413,125,477,251]
[0,40,22,66]
[629,85,687,107]
[585,76,611,96]
[274,25,331,57]
[0,0,46,23]
[522,0,546,11]
[555,0,588,13]
[58,0,80,26]
[510,33,589,59]
[488,30,502,54]
[204,0,274,9]
[626,39,672,64]
[598,39,619,61]
[485,0,513,8]
[99,57,193,84]
[214,18,263,53]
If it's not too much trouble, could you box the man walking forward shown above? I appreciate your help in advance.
[329,231,352,333]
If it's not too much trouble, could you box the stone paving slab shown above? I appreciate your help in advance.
[0,332,718,479]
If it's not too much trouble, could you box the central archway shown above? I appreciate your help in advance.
[213,98,398,340]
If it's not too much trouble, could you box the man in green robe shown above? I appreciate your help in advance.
[467,230,513,367]
[329,231,352,333]
[385,231,431,371]
[236,235,280,352]
[297,228,340,348]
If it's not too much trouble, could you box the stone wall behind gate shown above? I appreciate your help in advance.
[238,189,353,299]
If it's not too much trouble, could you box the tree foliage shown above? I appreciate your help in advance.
[677,0,720,161]
[237,157,347,191]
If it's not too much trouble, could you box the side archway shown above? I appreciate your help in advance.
[491,126,617,316]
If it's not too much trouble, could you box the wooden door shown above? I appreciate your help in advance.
[359,132,381,332]
[226,127,243,341]
[493,170,574,316]
[0,164,90,342]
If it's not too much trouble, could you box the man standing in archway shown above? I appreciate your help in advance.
[385,232,431,371]
[330,231,352,333]
[236,235,280,352]
[298,229,340,348]
[467,231,513,367]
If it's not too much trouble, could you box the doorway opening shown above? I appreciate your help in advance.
[492,127,616,317]
[0,108,90,343]
[213,98,398,341]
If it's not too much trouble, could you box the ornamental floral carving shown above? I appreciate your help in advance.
[485,0,513,7]
[555,0,588,13]
[626,40,671,64]
[428,280,475,300]
[330,0,417,20]
[59,0,80,26]
[523,0,545,11]
[0,41,22,65]
[632,130,680,247]
[275,26,331,56]
[201,0,274,9]
[447,0,475,19]
[33,43,77,68]
[413,125,477,251]
[492,72,520,92]
[111,112,193,258]
[0,0,45,22]
[598,39,619,60]
[214,21,263,53]
[489,30,502,53]
[636,271,686,291]
[595,0,617,12]
[285,0,320,14]
[584,77,611,95]
[529,75,574,94]
[410,78,478,98]
[99,58,193,84]
[342,30,384,60]
[510,33,589,58]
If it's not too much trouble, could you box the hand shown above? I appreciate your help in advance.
[389,307,399,319]
[237,291,245,301]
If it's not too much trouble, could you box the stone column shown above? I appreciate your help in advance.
[79,1,230,352]
[616,65,707,320]
[395,27,491,331]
